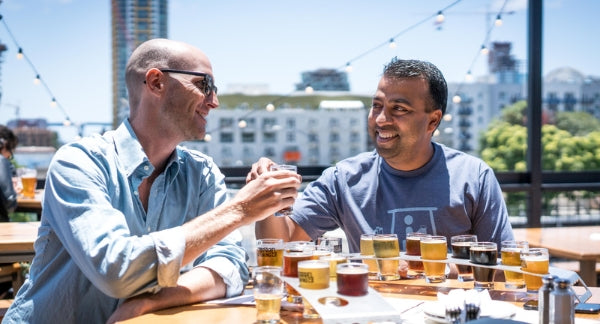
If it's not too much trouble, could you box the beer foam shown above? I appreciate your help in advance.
[522,255,548,261]
[337,267,368,274]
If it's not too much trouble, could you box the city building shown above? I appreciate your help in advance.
[295,69,350,92]
[182,99,368,167]
[111,0,168,128]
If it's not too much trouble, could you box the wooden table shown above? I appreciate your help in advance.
[15,190,43,220]
[0,222,39,264]
[118,280,600,323]
[513,226,600,287]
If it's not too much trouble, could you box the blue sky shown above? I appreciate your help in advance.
[0,0,598,141]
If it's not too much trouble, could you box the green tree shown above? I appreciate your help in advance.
[555,111,600,136]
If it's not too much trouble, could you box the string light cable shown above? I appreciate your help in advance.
[0,14,74,126]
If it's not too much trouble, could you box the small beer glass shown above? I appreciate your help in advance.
[359,234,379,280]
[256,238,284,267]
[405,232,430,279]
[521,247,549,293]
[450,234,477,282]
[372,234,400,281]
[420,235,448,283]
[501,240,528,289]
[336,263,369,296]
[470,242,498,290]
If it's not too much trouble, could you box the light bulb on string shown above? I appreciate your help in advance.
[495,14,503,27]
[50,98,57,107]
[17,48,23,59]
[266,103,275,111]
[480,45,489,55]
[465,70,473,82]
[345,62,353,73]
[435,11,445,24]
[305,85,314,94]
[238,119,247,128]
[203,133,212,142]
[63,118,72,127]
[33,74,41,85]
[443,114,453,122]
[452,95,462,104]
[388,38,397,49]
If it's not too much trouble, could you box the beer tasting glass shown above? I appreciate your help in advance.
[359,234,379,280]
[501,240,529,289]
[256,238,284,267]
[319,254,348,281]
[269,164,298,217]
[405,232,430,279]
[17,167,37,199]
[469,242,498,290]
[253,266,284,324]
[372,234,400,281]
[283,241,315,304]
[336,263,369,296]
[317,236,343,253]
[420,235,448,283]
[450,234,477,282]
[298,260,330,289]
[521,247,549,293]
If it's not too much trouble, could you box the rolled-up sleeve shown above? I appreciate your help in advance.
[149,226,186,287]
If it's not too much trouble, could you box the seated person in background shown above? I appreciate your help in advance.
[0,125,19,222]
[4,38,300,324]
[250,58,514,276]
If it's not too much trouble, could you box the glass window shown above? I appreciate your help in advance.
[220,133,233,143]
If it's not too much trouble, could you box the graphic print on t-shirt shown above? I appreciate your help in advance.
[387,207,438,250]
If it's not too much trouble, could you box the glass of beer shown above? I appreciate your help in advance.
[256,238,284,267]
[420,235,448,283]
[360,234,379,280]
[253,266,284,324]
[317,236,343,253]
[501,240,528,289]
[521,248,549,293]
[372,234,400,281]
[298,260,330,289]
[283,241,315,277]
[269,164,298,217]
[469,242,498,290]
[451,234,478,282]
[405,232,430,279]
[320,254,347,281]
[17,168,37,198]
[337,263,369,296]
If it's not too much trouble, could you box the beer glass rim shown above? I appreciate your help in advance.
[372,233,398,238]
[253,265,283,276]
[450,234,478,242]
[257,238,284,244]
[421,235,446,242]
[336,262,368,271]
[521,247,548,255]
[297,260,329,267]
[407,232,431,238]
[470,241,497,248]
[360,233,374,239]
[500,240,529,247]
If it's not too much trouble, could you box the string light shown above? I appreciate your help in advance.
[345,62,353,73]
[0,15,75,126]
[238,119,247,128]
[495,14,503,26]
[480,44,489,55]
[465,70,473,82]
[203,134,212,142]
[388,38,397,49]
[305,85,314,94]
[265,103,275,111]
[436,11,445,23]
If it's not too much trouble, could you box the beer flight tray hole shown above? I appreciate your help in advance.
[318,296,349,307]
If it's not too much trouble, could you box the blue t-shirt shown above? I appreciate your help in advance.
[4,120,248,323]
[291,143,514,253]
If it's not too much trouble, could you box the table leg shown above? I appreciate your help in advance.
[579,260,597,287]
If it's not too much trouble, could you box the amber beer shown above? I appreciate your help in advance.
[320,254,347,280]
[372,234,400,281]
[336,263,369,296]
[405,232,430,278]
[450,234,477,282]
[298,260,330,289]
[256,239,284,267]
[501,240,528,289]
[283,241,315,277]
[521,248,549,292]
[420,236,447,283]
[360,234,379,279]
[469,242,497,289]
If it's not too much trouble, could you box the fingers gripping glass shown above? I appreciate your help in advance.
[158,69,218,95]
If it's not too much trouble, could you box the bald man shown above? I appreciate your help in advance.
[4,39,300,324]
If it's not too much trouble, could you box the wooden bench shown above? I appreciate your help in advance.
[0,299,13,320]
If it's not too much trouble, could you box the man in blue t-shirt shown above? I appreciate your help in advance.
[251,58,513,273]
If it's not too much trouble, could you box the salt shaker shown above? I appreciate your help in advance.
[538,274,557,324]
[549,278,575,324]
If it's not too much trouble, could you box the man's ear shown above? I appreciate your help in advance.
[144,68,165,94]
[429,109,443,132]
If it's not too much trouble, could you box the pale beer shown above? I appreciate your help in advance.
[255,293,282,323]
[420,236,447,283]
[373,234,400,281]
[500,240,528,289]
[256,239,284,267]
[359,234,379,279]
[521,248,549,292]
[298,260,330,289]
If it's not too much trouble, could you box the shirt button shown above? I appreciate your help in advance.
[134,191,139,196]
[144,165,149,171]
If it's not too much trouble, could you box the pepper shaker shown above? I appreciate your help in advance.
[538,274,557,324]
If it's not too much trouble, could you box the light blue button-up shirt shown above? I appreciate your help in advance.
[4,120,249,323]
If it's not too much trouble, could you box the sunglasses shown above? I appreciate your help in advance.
[159,69,218,96]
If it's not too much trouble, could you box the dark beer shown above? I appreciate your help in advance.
[336,263,369,296]
[469,242,497,289]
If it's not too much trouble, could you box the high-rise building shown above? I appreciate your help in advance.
[295,69,350,92]
[111,0,168,128]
